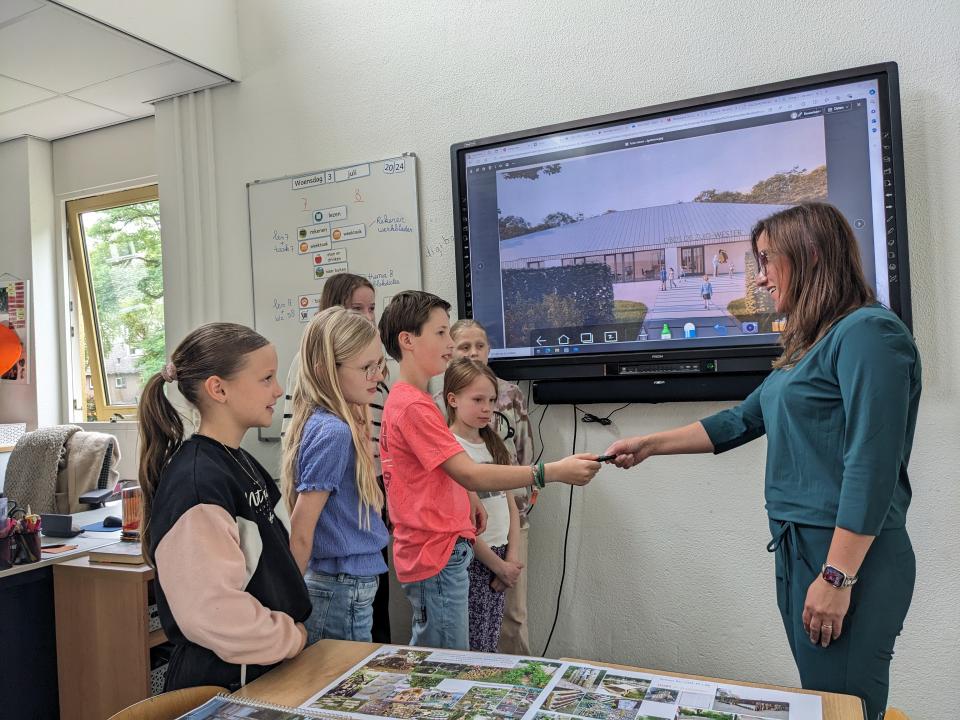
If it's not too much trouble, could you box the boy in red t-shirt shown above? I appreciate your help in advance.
[378,291,600,649]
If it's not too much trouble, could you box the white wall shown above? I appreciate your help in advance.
[152,1,960,715]
[0,137,58,429]
[53,115,156,197]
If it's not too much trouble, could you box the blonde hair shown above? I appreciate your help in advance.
[281,306,383,526]
[443,357,511,466]
[450,318,487,341]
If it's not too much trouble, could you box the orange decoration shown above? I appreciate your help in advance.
[0,325,22,376]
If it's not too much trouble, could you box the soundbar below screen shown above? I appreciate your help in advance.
[462,77,890,360]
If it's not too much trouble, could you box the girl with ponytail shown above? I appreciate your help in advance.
[139,323,310,692]
[442,357,522,652]
[282,306,389,643]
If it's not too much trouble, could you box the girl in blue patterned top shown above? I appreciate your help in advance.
[604,203,920,720]
[282,306,389,643]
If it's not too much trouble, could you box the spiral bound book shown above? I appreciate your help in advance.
[177,694,345,719]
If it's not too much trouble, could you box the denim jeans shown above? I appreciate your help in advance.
[401,538,473,650]
[304,571,379,645]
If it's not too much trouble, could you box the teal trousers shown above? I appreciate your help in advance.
[768,520,915,720]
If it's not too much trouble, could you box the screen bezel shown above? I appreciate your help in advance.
[450,62,910,387]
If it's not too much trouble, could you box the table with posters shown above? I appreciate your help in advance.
[233,641,864,720]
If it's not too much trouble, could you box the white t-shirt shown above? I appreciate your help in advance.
[453,433,511,547]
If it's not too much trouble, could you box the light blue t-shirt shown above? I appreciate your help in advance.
[297,409,389,576]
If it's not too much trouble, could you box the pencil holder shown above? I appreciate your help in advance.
[13,531,41,564]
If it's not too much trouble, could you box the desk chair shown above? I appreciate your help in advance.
[106,685,226,720]
[4,426,120,514]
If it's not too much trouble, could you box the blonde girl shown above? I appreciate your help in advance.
[282,306,388,643]
[139,323,310,691]
[443,357,522,652]
[449,319,535,654]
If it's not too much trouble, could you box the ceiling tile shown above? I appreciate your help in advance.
[0,0,43,27]
[0,74,55,114]
[69,60,226,117]
[0,4,171,94]
[0,95,128,143]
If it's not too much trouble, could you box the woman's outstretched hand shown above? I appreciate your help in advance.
[602,437,649,469]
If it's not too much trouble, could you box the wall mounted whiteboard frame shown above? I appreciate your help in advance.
[246,153,422,441]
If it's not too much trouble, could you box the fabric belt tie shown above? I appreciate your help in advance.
[766,519,817,615]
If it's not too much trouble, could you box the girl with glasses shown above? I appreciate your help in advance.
[281,306,389,643]
[280,272,393,644]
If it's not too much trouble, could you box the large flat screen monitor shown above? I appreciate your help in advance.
[450,63,910,404]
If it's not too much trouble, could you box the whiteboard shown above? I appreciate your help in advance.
[247,154,422,439]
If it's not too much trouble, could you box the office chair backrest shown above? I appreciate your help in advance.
[4,426,120,514]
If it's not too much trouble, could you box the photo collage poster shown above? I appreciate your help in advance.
[300,646,822,720]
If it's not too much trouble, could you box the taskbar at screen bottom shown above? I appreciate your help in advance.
[491,331,782,359]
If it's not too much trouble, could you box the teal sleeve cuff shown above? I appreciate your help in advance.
[701,383,766,454]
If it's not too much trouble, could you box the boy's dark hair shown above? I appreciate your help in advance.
[378,290,451,361]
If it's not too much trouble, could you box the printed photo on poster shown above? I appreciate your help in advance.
[0,280,29,384]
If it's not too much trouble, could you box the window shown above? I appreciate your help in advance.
[67,186,164,421]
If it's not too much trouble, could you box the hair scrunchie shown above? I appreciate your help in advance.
[160,362,178,383]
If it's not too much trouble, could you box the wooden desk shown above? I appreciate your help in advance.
[0,501,123,718]
[234,640,865,720]
[54,556,164,720]
[0,501,121,580]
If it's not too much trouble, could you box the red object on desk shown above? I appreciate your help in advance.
[0,325,22,377]
[43,544,79,555]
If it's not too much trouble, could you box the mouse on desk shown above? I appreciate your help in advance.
[103,515,123,528]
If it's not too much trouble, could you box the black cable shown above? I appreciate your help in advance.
[533,404,550,464]
[542,405,578,657]
[576,402,632,426]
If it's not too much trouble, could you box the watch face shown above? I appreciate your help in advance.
[822,565,845,588]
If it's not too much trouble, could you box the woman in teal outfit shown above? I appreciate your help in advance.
[605,203,920,720]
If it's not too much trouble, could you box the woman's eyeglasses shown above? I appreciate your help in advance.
[756,250,772,276]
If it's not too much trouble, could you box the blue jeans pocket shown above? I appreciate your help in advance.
[304,578,335,646]
[306,572,378,643]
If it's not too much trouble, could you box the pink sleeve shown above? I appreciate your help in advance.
[401,400,466,471]
[154,504,306,665]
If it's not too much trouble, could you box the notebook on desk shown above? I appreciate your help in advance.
[88,541,144,565]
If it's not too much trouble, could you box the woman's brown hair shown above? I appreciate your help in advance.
[138,323,270,562]
[442,357,511,466]
[751,202,875,369]
[319,273,374,311]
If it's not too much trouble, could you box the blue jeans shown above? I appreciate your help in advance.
[401,538,473,649]
[304,571,379,645]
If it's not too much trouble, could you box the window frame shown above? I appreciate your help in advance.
[66,185,159,421]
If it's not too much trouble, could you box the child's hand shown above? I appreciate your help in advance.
[468,492,488,536]
[546,453,601,486]
[496,558,523,588]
